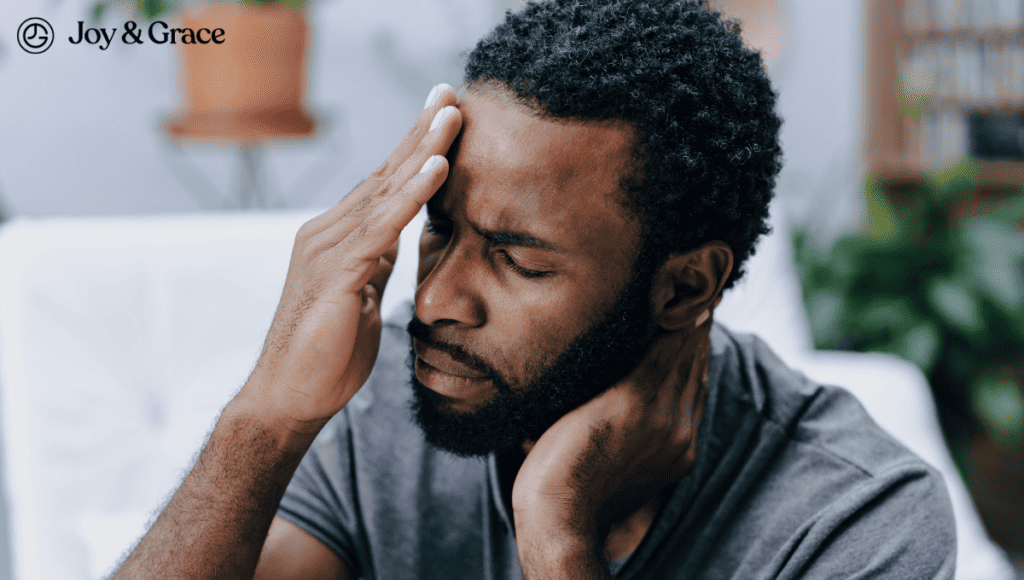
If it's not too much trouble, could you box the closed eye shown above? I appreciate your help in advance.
[498,250,549,279]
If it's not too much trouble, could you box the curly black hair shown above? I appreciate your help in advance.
[464,0,783,290]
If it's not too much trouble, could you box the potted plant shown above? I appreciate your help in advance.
[94,0,315,140]
[792,159,1024,553]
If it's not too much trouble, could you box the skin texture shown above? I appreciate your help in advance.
[405,87,663,458]
[110,84,734,580]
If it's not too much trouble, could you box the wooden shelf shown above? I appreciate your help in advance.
[870,155,1024,190]
[978,159,1024,186]
[867,0,1024,188]
[906,27,1024,42]
[925,99,1024,113]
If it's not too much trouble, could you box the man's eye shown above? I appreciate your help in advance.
[498,250,548,279]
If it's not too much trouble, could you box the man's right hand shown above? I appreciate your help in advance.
[112,84,462,580]
[240,83,463,443]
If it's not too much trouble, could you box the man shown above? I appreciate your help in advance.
[113,1,956,578]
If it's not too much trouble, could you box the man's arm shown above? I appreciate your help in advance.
[254,518,348,580]
[110,83,462,580]
[112,394,320,579]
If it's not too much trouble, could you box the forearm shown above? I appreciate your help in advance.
[112,390,318,580]
[517,514,612,580]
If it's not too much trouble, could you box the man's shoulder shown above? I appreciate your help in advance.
[696,323,956,578]
[710,322,939,477]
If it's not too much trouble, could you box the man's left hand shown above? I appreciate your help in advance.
[511,325,712,577]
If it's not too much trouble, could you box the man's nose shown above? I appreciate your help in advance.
[415,245,485,328]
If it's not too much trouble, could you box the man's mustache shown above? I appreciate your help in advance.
[406,316,504,384]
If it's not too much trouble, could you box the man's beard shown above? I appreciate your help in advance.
[406,255,661,457]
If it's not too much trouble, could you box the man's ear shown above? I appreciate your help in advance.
[651,241,734,331]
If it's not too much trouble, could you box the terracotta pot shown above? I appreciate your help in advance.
[167,2,315,141]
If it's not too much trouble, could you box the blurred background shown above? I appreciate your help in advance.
[0,0,1021,578]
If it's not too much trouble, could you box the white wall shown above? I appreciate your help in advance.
[0,0,866,230]
[0,0,516,216]
[769,0,869,243]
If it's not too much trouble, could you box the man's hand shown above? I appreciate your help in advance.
[240,84,463,442]
[112,83,463,580]
[512,321,713,578]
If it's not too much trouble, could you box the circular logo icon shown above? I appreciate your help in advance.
[18,18,54,54]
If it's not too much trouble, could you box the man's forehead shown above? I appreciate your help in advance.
[441,88,640,255]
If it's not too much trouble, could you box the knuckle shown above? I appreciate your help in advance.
[296,219,317,245]
[298,235,326,264]
[369,159,391,182]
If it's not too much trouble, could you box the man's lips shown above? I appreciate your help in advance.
[413,339,488,379]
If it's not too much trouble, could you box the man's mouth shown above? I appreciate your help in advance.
[413,339,492,402]
[413,339,488,378]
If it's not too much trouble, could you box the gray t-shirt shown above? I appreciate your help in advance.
[278,304,956,579]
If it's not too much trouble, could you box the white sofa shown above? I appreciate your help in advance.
[0,207,1015,580]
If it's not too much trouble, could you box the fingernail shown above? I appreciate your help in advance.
[695,309,710,327]
[429,106,455,132]
[423,83,453,110]
[419,155,443,174]
[423,85,439,110]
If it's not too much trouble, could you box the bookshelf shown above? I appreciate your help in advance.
[867,0,1024,187]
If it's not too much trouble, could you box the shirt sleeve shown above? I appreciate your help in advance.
[276,413,365,579]
[770,461,957,580]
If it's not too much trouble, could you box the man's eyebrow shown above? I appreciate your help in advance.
[474,226,558,250]
[428,200,559,250]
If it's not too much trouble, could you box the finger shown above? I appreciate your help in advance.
[367,238,399,300]
[298,84,458,240]
[308,105,462,255]
[358,156,449,259]
[632,331,687,394]
[376,83,457,183]
[296,179,368,243]
[328,155,450,295]
[338,99,458,223]
[369,104,462,211]
[676,335,711,440]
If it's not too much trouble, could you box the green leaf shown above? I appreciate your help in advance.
[806,289,845,349]
[865,178,906,244]
[137,0,172,20]
[92,1,108,22]
[960,219,1024,312]
[927,277,984,336]
[893,321,942,372]
[931,158,980,207]
[988,190,1024,223]
[973,372,1024,450]
[896,65,935,120]
[858,297,917,335]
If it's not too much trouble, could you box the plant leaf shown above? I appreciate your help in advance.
[988,190,1024,224]
[894,320,942,372]
[138,0,171,20]
[931,157,980,207]
[961,219,1024,312]
[92,1,108,22]
[973,372,1024,451]
[865,177,905,244]
[805,289,845,349]
[927,277,984,336]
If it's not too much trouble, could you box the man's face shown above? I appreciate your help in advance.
[408,87,659,456]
